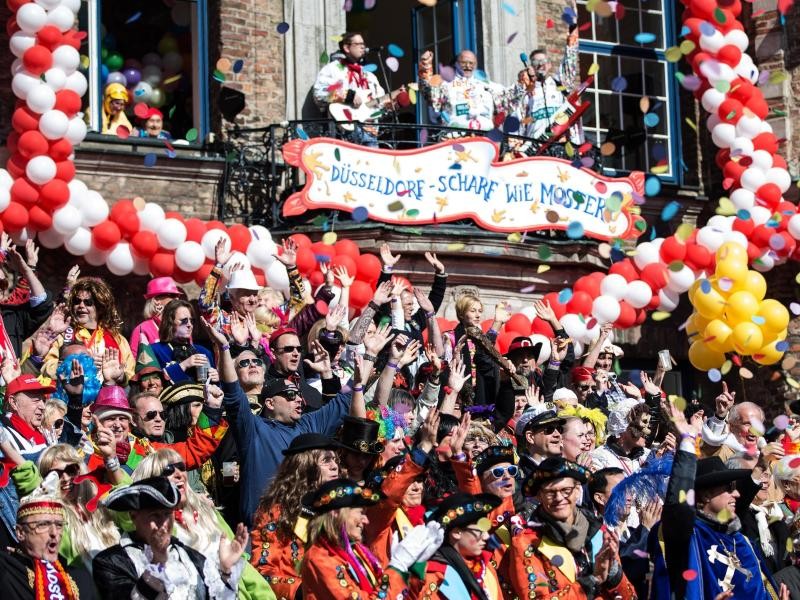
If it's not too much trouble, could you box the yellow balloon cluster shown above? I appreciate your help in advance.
[686,242,789,371]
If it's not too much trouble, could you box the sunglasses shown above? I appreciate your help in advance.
[490,465,519,479]
[176,317,191,326]
[276,345,303,354]
[279,390,301,401]
[237,358,264,369]
[536,424,563,435]
[51,463,80,478]
[52,418,64,430]
[162,462,187,476]
[72,296,94,307]
[577,384,595,391]
[143,410,166,421]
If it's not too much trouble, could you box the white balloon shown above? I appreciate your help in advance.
[699,60,735,84]
[560,313,587,341]
[706,215,733,231]
[750,206,771,226]
[175,241,205,272]
[266,261,290,290]
[706,113,721,133]
[0,170,11,190]
[106,242,135,276]
[530,334,551,365]
[65,116,87,145]
[766,167,792,193]
[246,239,277,269]
[248,225,272,242]
[600,274,628,300]
[752,250,775,273]
[138,202,166,232]
[156,218,188,250]
[735,115,762,139]
[223,252,250,278]
[9,31,36,58]
[701,88,725,113]
[633,241,660,270]
[51,45,79,74]
[730,136,754,157]
[572,340,584,357]
[38,109,69,140]
[37,227,65,249]
[520,306,537,320]
[60,0,81,12]
[760,121,773,134]
[666,265,695,293]
[788,214,800,239]
[729,188,755,211]
[735,54,758,83]
[67,178,88,207]
[63,71,87,96]
[46,5,75,31]
[201,229,230,260]
[711,123,736,148]
[750,150,773,171]
[34,0,62,9]
[740,167,767,192]
[81,190,109,227]
[723,230,749,249]
[725,29,749,52]
[11,59,23,75]
[131,81,153,104]
[52,205,82,235]
[25,155,56,185]
[658,288,680,312]
[625,280,653,309]
[699,31,725,53]
[11,72,40,99]
[64,226,91,255]
[696,226,725,252]
[17,3,47,34]
[43,67,67,91]
[592,295,621,324]
[0,187,9,213]
[85,247,109,267]
[26,84,56,113]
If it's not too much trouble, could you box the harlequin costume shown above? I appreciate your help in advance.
[411,492,503,600]
[505,458,636,599]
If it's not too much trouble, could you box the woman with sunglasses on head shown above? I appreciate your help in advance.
[133,449,275,600]
[150,299,215,384]
[42,277,134,384]
[250,433,343,599]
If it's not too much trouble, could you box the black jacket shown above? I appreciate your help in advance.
[0,548,95,600]
[3,289,53,357]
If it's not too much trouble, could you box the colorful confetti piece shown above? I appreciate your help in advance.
[567,221,584,239]
[233,59,244,73]
[143,153,157,167]
[352,206,368,222]
[276,22,290,34]
[387,43,405,58]
[634,32,657,44]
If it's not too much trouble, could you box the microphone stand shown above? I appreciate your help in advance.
[537,72,552,155]
[374,47,399,148]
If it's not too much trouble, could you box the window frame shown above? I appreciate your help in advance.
[576,0,681,185]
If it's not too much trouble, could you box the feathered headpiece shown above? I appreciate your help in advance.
[558,405,608,446]
[603,454,673,527]
[366,404,408,443]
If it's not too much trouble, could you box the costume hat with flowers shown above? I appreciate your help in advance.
[426,492,501,532]
[473,445,517,475]
[522,457,589,496]
[337,416,384,455]
[365,453,408,494]
[301,477,381,517]
[17,471,63,521]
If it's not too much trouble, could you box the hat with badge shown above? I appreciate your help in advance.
[337,416,384,455]
[505,336,543,360]
[473,445,517,475]
[5,374,56,400]
[17,472,63,520]
[522,457,589,496]
[301,478,381,517]
[426,492,501,532]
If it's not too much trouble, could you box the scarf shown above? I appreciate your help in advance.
[539,507,592,554]
[9,414,46,445]
[68,326,120,354]
[33,558,78,600]
[751,503,783,558]
[432,545,490,600]
[320,536,381,593]
[343,61,368,89]
[115,437,131,464]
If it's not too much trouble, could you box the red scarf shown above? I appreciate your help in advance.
[9,414,46,445]
[405,505,426,527]
[34,558,77,600]
[343,61,368,89]
[786,498,800,514]
[320,537,381,593]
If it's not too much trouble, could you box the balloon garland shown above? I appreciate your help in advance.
[0,0,797,369]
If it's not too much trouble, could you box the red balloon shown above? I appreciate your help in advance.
[18,130,48,158]
[38,179,69,211]
[542,292,568,319]
[635,308,647,325]
[349,280,373,309]
[751,224,774,248]
[330,254,358,278]
[10,178,39,206]
[355,253,381,282]
[684,242,713,271]
[54,160,75,182]
[109,199,136,222]
[92,220,121,251]
[131,230,159,259]
[715,149,730,169]
[480,319,493,333]
[566,290,594,316]
[732,217,754,237]
[573,275,601,298]
[747,241,762,261]
[5,17,18,38]
[773,154,788,170]
[12,106,40,133]
[194,261,215,286]
[723,159,746,185]
[5,153,27,179]
[7,0,33,12]
[505,313,531,336]
[48,138,73,162]
[36,25,62,50]
[608,258,639,282]
[746,96,769,120]
[640,263,669,290]
[309,242,335,263]
[22,45,52,75]
[530,318,555,338]
[172,268,195,285]
[227,224,251,254]
[776,232,796,257]
[164,211,185,222]
[1,202,28,231]
[495,331,517,355]
[308,270,325,289]
[756,183,782,208]
[27,205,51,231]
[184,218,206,243]
[205,220,226,231]
[718,98,743,123]
[149,252,176,278]
[289,233,312,248]
[752,132,779,153]
[333,238,360,259]
[659,236,687,262]
[6,132,19,155]
[295,247,317,275]
[716,44,742,67]
[116,211,140,240]
[614,301,637,329]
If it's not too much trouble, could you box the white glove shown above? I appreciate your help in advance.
[388,522,444,572]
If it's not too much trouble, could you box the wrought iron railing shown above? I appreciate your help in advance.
[216,120,602,228]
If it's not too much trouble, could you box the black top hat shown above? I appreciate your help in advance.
[473,445,517,475]
[426,492,501,531]
[159,382,204,406]
[694,456,752,490]
[102,476,179,511]
[337,416,384,455]
[301,478,381,517]
[522,457,589,496]
[283,433,346,456]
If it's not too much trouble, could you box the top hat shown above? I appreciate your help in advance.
[694,456,752,490]
[337,416,384,455]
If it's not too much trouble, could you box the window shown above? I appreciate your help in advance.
[78,0,209,144]
[576,0,678,181]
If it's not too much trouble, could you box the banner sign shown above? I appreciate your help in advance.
[282,137,645,241]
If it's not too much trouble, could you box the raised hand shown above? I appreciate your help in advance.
[399,339,421,367]
[525,384,541,408]
[101,348,124,384]
[533,299,556,323]
[219,523,249,575]
[639,500,663,530]
[229,312,249,346]
[214,237,232,266]
[424,251,445,274]
[319,261,335,286]
[380,242,401,268]
[354,354,371,387]
[656,432,676,457]
[414,287,434,314]
[389,334,410,361]
[449,412,471,457]
[0,353,21,385]
[94,416,117,459]
[592,528,619,584]
[275,238,298,268]
[363,322,392,356]
[48,303,70,335]
[24,239,39,270]
[65,265,80,289]
[620,381,642,399]
[244,313,262,344]
[372,280,393,306]
[417,407,440,453]
[493,301,512,326]
[204,383,224,409]
[325,303,347,331]
[390,276,407,298]
[448,356,469,393]
[200,317,229,347]
[62,358,84,396]
[304,340,332,378]
[640,371,662,396]
[334,265,354,288]
[423,343,442,373]
[714,381,735,419]
[662,397,703,438]
[550,336,569,362]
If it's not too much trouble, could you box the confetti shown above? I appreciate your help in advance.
[775,415,790,430]
[232,59,244,73]
[600,142,616,156]
[550,555,564,567]
[777,340,790,352]
[739,367,753,379]
[567,221,584,239]
[351,207,368,222]
[507,32,519,44]
[558,289,573,304]
[320,51,329,65]
[322,231,337,244]
[501,2,518,16]
[387,201,404,212]
[537,265,551,274]
[665,46,683,62]
[634,32,657,44]
[276,21,290,35]
[645,176,661,196]
[546,210,560,224]
[163,74,182,86]
[183,128,198,143]
[538,246,552,260]
[651,311,671,321]
[639,97,650,114]
[588,63,600,76]
[116,125,131,140]
[216,58,232,72]
[503,115,521,133]
[507,232,522,243]
[661,201,681,221]
[644,112,660,128]
[782,356,797,370]
[720,360,732,375]
[363,64,378,73]
[387,44,405,58]
[708,368,722,382]
[143,153,157,167]
[212,69,226,82]
[788,376,800,389]
[595,181,608,194]
[126,11,142,24]
[611,76,627,93]
[447,242,465,251]
[546,18,555,28]
[386,57,399,72]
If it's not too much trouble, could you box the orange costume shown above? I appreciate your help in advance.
[412,550,503,600]
[250,504,304,600]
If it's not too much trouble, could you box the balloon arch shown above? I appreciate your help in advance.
[2,0,798,370]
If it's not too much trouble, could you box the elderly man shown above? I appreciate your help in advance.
[515,405,564,475]
[702,383,764,460]
[508,457,636,599]
[94,476,247,598]
[232,346,266,411]
[1,374,56,462]
[0,472,93,598]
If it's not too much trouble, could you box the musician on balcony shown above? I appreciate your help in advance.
[313,32,389,147]
[418,49,527,133]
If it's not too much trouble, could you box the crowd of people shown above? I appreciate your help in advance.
[0,230,797,600]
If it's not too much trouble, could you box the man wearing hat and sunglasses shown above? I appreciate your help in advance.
[514,402,565,475]
[652,398,785,599]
